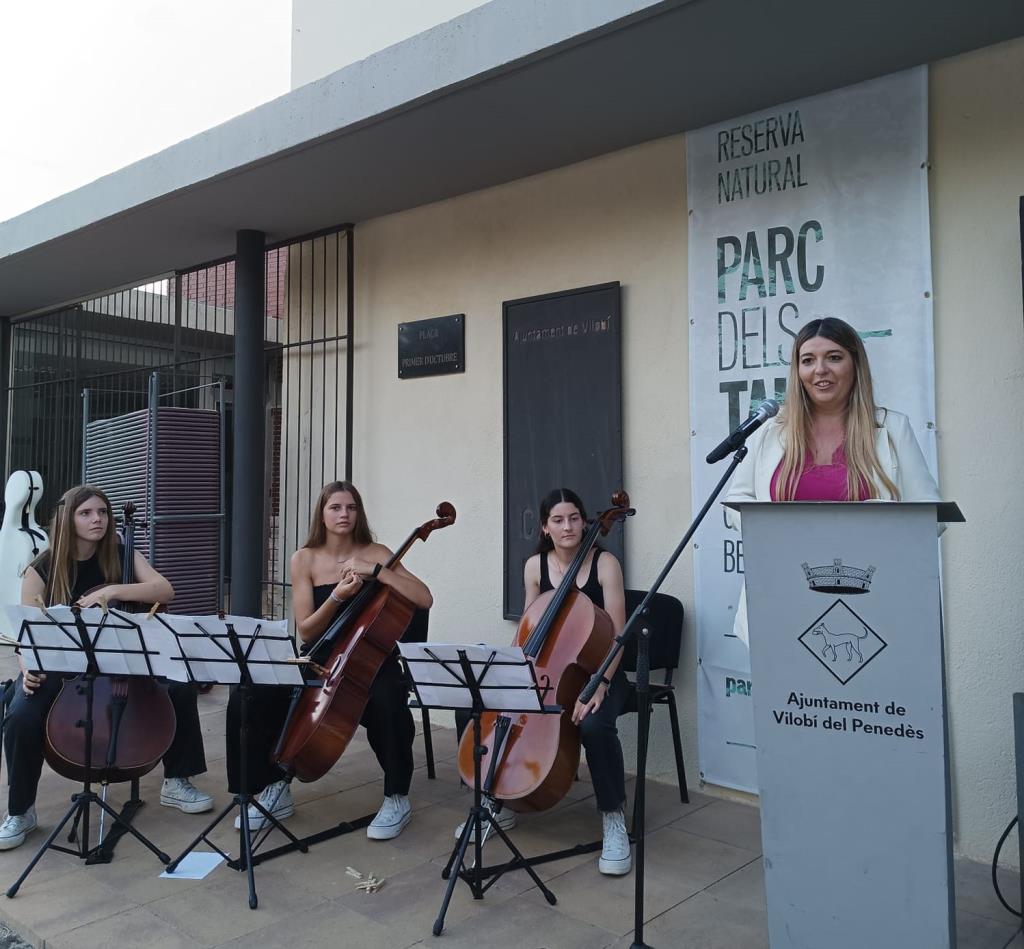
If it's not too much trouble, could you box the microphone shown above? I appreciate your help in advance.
[705,399,780,464]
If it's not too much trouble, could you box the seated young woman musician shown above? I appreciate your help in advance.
[459,488,633,875]
[227,480,432,840]
[0,485,213,852]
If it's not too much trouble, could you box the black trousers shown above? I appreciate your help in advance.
[226,652,415,797]
[3,675,207,816]
[455,667,631,813]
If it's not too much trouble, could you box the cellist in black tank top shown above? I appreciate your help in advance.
[0,485,213,853]
[529,488,632,875]
[225,480,432,841]
[455,488,633,875]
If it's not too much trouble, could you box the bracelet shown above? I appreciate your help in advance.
[372,563,383,578]
[329,590,343,604]
[600,675,611,687]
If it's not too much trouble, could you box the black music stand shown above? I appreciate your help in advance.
[160,615,306,910]
[236,673,379,868]
[5,605,171,897]
[399,642,560,937]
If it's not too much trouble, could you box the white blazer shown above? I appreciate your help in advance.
[724,407,940,642]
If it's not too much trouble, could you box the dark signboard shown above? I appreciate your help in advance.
[503,283,623,619]
[398,314,465,379]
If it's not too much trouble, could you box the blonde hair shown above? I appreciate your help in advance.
[31,485,121,605]
[776,318,900,502]
[302,481,374,549]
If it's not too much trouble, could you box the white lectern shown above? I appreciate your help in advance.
[727,501,963,949]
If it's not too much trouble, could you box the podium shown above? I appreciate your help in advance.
[727,501,963,949]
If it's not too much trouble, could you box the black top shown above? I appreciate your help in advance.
[538,550,605,610]
[309,581,428,648]
[311,582,350,614]
[32,543,126,604]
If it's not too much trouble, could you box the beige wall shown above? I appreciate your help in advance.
[347,136,693,779]
[291,0,489,88]
[930,36,1024,866]
[279,36,1024,865]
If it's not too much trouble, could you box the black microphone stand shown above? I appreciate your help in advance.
[578,445,748,949]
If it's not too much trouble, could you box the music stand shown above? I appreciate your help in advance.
[399,642,560,937]
[233,678,380,867]
[4,604,173,896]
[156,613,306,909]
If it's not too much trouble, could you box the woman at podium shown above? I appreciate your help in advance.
[0,484,213,852]
[725,316,939,638]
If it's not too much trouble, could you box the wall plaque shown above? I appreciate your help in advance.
[398,314,465,379]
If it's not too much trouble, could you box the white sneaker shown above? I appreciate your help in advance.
[233,780,294,830]
[453,798,517,841]
[0,807,38,851]
[160,777,214,814]
[367,794,412,840]
[599,809,632,875]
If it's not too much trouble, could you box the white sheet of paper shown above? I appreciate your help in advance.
[8,605,86,673]
[159,851,224,880]
[6,605,185,677]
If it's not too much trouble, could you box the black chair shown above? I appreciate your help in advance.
[621,589,689,809]
[401,608,436,779]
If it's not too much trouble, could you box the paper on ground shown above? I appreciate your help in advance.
[159,851,224,879]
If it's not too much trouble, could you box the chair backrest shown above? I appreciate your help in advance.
[400,607,430,644]
[620,589,684,673]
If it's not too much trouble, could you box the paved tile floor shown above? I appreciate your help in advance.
[0,684,1017,948]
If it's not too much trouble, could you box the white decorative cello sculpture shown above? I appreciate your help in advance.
[0,471,48,626]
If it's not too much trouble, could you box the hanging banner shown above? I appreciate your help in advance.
[686,67,936,792]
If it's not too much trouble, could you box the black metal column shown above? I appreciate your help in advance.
[0,317,11,482]
[1015,693,1024,923]
[345,225,354,482]
[231,230,266,617]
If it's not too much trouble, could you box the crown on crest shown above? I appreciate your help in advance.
[801,558,875,595]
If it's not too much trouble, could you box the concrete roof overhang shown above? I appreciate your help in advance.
[2,0,1023,317]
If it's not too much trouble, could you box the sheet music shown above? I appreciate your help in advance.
[399,642,545,712]
[155,614,302,685]
[5,605,302,685]
[5,605,180,677]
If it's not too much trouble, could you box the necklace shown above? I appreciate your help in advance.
[548,554,575,585]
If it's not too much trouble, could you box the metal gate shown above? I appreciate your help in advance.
[2,224,354,620]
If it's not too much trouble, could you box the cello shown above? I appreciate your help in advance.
[44,503,176,784]
[456,491,634,812]
[275,501,456,783]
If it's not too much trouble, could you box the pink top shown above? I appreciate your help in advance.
[770,443,869,502]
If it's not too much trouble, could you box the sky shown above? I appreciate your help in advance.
[0,1,292,224]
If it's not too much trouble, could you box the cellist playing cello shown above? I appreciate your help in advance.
[226,481,433,841]
[0,484,214,852]
[457,488,633,876]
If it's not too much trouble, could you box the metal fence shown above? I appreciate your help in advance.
[2,224,353,620]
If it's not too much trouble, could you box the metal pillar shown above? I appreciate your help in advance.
[345,226,354,482]
[1015,693,1024,922]
[231,229,266,617]
[0,317,10,482]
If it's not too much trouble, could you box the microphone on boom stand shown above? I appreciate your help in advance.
[705,399,780,464]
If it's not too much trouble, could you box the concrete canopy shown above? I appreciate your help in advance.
[2,0,1023,317]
